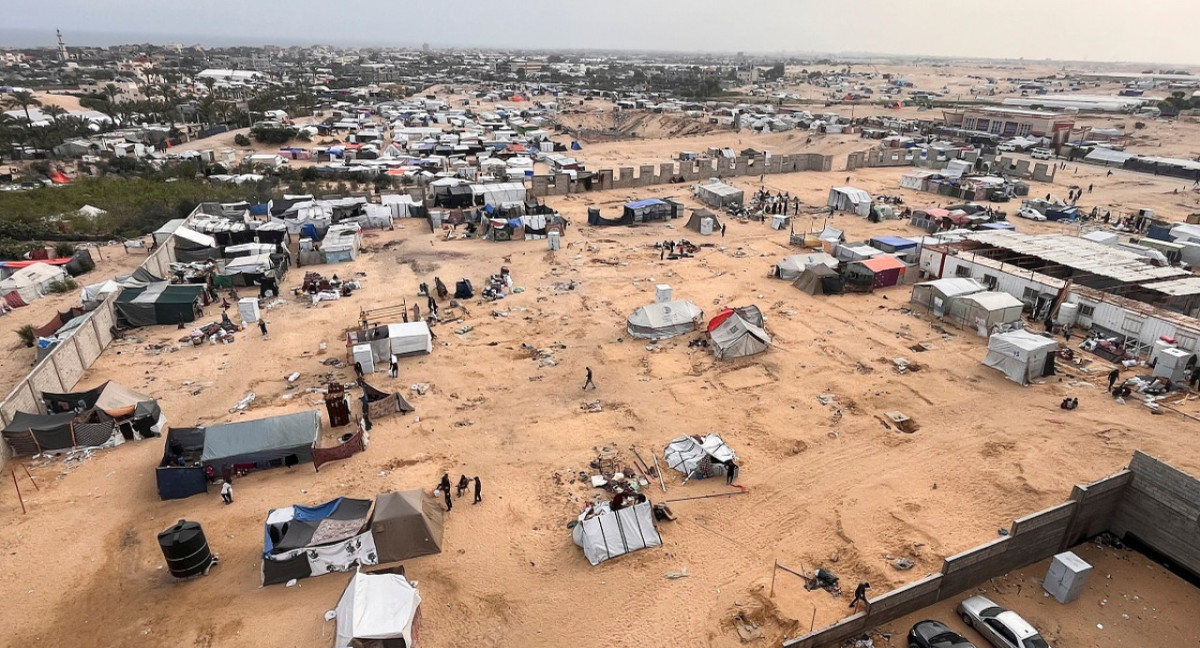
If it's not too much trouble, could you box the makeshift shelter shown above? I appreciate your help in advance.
[2,411,92,456]
[114,283,206,327]
[626,300,704,340]
[172,226,220,262]
[0,262,68,304]
[793,264,845,295]
[707,305,770,359]
[334,570,422,648]
[827,186,872,217]
[984,329,1058,385]
[156,426,208,500]
[370,490,444,564]
[622,199,678,223]
[201,410,322,475]
[663,434,737,479]
[42,380,165,432]
[323,222,362,263]
[572,500,663,566]
[846,256,907,290]
[694,180,744,209]
[910,278,986,318]
[959,291,1025,337]
[262,497,377,585]
[470,182,526,207]
[358,380,415,423]
[684,209,722,235]
[153,218,186,247]
[775,253,837,280]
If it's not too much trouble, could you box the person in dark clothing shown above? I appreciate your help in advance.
[1190,368,1200,390]
[721,224,726,237]
[725,461,739,485]
[1107,368,1120,390]
[456,474,470,497]
[583,366,596,390]
[473,476,482,504]
[849,582,870,610]
[354,362,365,382]
[427,295,438,317]
[258,319,268,337]
[660,247,665,261]
[1088,184,1093,193]
[443,488,453,512]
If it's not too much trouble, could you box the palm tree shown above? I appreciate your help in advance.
[4,90,42,123]
[42,105,67,122]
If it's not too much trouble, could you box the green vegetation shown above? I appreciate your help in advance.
[47,277,77,294]
[250,125,298,144]
[233,133,251,147]
[16,324,36,348]
[53,241,76,257]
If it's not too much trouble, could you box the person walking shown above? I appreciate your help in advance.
[389,354,399,379]
[354,361,365,382]
[442,487,453,512]
[473,476,482,504]
[221,479,233,505]
[427,295,438,318]
[582,366,596,390]
[1088,183,1093,193]
[1107,368,1120,391]
[258,319,268,338]
[721,224,726,237]
[725,461,739,485]
[439,472,451,495]
[849,582,870,610]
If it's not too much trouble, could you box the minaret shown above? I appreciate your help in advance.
[56,29,68,62]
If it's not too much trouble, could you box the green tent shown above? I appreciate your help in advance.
[115,282,206,327]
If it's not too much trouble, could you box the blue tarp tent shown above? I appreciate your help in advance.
[571,141,582,150]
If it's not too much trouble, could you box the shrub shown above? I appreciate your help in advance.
[47,277,78,294]
[233,133,251,147]
[53,241,76,257]
[16,324,36,348]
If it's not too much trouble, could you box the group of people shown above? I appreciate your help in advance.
[752,188,800,217]
[436,472,482,511]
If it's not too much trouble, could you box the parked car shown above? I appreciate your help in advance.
[958,596,1051,648]
[1016,207,1046,221]
[996,143,1017,152]
[1030,147,1053,160]
[908,619,977,648]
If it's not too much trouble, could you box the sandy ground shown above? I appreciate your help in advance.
[1,170,1199,647]
[874,541,1200,648]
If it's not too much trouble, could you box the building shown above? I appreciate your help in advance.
[943,107,1075,148]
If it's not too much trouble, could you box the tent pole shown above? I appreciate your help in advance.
[664,491,748,503]
[651,452,667,493]
[11,469,25,514]
[770,559,778,597]
[21,464,38,491]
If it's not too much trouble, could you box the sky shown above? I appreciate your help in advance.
[5,0,1200,66]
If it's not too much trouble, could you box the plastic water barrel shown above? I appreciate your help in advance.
[158,519,214,579]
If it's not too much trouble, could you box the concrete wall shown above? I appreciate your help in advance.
[526,153,834,198]
[0,218,188,468]
[1110,451,1200,579]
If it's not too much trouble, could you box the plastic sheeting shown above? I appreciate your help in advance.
[663,434,737,476]
[572,501,662,566]
[335,571,422,648]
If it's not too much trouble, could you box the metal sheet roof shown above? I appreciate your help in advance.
[964,231,1189,283]
[1140,276,1200,296]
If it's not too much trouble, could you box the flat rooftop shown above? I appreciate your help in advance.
[964,231,1190,283]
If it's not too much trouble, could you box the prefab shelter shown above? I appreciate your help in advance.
[910,278,986,318]
[694,179,744,209]
[572,500,663,566]
[0,262,68,304]
[663,434,737,479]
[827,186,872,217]
[707,305,770,359]
[959,291,1025,337]
[983,329,1058,384]
[114,283,206,327]
[334,570,422,648]
[626,300,704,340]
[793,264,845,295]
[775,253,837,280]
[846,255,907,289]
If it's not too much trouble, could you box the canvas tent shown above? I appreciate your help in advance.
[0,262,68,304]
[694,180,744,209]
[262,497,377,585]
[663,434,737,479]
[775,253,838,280]
[983,329,1057,384]
[334,570,422,648]
[470,182,526,207]
[358,380,415,423]
[626,300,703,340]
[793,264,845,295]
[827,186,872,217]
[114,282,206,327]
[3,381,164,456]
[707,305,771,359]
[572,500,663,566]
[3,411,93,456]
[201,410,322,473]
[959,291,1025,337]
[81,268,164,310]
[172,226,220,262]
[910,278,986,318]
[684,209,722,235]
[156,426,208,500]
[42,380,165,433]
[370,490,444,565]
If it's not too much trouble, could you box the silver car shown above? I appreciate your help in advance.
[957,595,1051,648]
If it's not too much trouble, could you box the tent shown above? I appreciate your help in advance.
[827,186,872,217]
[262,497,377,585]
[586,206,631,227]
[983,329,1058,385]
[959,291,1025,337]
[2,411,89,456]
[847,256,907,289]
[626,300,704,340]
[684,209,722,235]
[334,570,422,648]
[0,262,68,304]
[470,182,526,207]
[172,226,220,262]
[358,380,415,423]
[694,180,744,209]
[775,253,837,280]
[370,490,444,565]
[663,434,737,479]
[622,199,678,222]
[153,219,186,246]
[156,426,208,500]
[707,305,771,359]
[81,268,164,309]
[42,380,165,433]
[389,322,432,357]
[572,500,662,566]
[793,264,844,295]
[201,410,322,473]
[114,283,206,327]
[910,278,986,318]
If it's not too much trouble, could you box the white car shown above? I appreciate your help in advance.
[996,143,1017,152]
[958,596,1051,648]
[1016,207,1046,221]
[1030,148,1053,160]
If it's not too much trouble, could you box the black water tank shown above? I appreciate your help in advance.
[158,519,214,578]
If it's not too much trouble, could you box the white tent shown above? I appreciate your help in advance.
[172,226,217,249]
[626,300,703,340]
[334,570,422,648]
[663,434,737,477]
[572,501,662,566]
[694,180,744,208]
[775,253,838,280]
[909,278,986,318]
[983,329,1058,384]
[381,193,420,219]
[708,306,770,360]
[0,262,68,304]
[960,291,1025,337]
[470,182,526,207]
[827,186,872,217]
[388,322,433,357]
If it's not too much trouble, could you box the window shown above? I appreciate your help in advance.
[1022,286,1039,303]
[1002,121,1018,136]
[990,121,1003,134]
[1177,334,1197,352]
[985,620,1019,648]
[955,266,972,278]
[1078,304,1095,318]
[976,118,990,131]
[1121,315,1144,334]
[1017,123,1032,137]
[983,274,999,289]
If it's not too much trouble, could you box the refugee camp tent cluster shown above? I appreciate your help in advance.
[155,410,324,499]
[984,329,1058,384]
[773,252,846,295]
[347,322,433,374]
[478,210,568,242]
[2,381,164,456]
[262,490,443,585]
[586,198,683,226]
[708,305,771,359]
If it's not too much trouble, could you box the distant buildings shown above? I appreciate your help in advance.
[943,107,1075,148]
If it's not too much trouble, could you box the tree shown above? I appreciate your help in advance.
[4,90,42,123]
[234,133,251,146]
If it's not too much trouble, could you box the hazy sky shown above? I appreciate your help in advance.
[7,0,1200,65]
